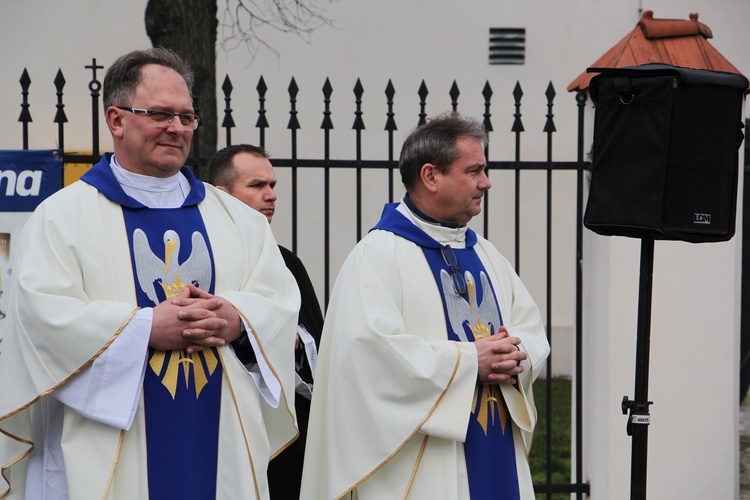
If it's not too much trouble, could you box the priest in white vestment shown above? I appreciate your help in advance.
[0,48,299,500]
[301,113,550,499]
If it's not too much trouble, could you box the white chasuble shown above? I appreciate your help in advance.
[0,154,300,499]
[301,202,550,499]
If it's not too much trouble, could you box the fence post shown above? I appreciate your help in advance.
[417,81,428,127]
[512,82,524,273]
[321,78,333,307]
[85,58,103,159]
[482,81,494,237]
[53,70,67,156]
[352,79,365,241]
[543,81,558,499]
[287,78,300,254]
[384,80,397,203]
[221,75,235,148]
[575,89,589,499]
[255,76,269,148]
[18,70,32,150]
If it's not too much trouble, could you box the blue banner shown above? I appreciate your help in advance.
[0,150,63,212]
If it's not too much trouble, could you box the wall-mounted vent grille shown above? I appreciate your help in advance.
[489,28,525,65]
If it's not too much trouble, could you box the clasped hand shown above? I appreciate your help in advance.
[475,326,527,384]
[149,284,242,353]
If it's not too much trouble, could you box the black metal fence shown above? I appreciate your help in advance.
[13,59,592,498]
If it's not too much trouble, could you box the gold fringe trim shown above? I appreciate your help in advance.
[219,347,263,500]
[102,429,125,499]
[0,308,140,498]
[235,309,298,460]
[403,435,430,499]
[0,308,140,421]
[0,428,34,499]
[335,341,464,500]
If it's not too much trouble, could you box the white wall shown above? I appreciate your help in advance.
[1,0,748,497]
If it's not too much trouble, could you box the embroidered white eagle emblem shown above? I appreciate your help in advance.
[132,228,217,399]
[133,228,211,302]
[441,269,508,435]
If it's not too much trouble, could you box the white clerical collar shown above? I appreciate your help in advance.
[110,155,190,209]
[396,199,468,248]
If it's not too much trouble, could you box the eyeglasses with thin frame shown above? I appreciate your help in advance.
[115,106,200,130]
[440,245,468,297]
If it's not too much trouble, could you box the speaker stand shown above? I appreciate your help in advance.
[621,237,654,500]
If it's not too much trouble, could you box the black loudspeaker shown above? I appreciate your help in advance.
[584,63,748,243]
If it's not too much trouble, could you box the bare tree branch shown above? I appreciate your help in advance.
[219,0,334,60]
[144,0,335,170]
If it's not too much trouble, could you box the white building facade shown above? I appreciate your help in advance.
[1,1,748,498]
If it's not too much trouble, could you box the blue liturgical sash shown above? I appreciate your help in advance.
[373,203,520,500]
[82,156,223,499]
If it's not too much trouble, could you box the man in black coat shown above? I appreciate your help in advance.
[209,144,324,499]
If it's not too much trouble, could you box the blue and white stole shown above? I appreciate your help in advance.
[372,203,520,499]
[82,156,222,499]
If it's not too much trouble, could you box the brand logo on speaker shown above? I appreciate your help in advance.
[693,213,711,225]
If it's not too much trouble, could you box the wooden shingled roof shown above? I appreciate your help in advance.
[567,10,745,92]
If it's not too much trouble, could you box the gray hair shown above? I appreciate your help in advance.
[103,47,194,109]
[399,112,488,190]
